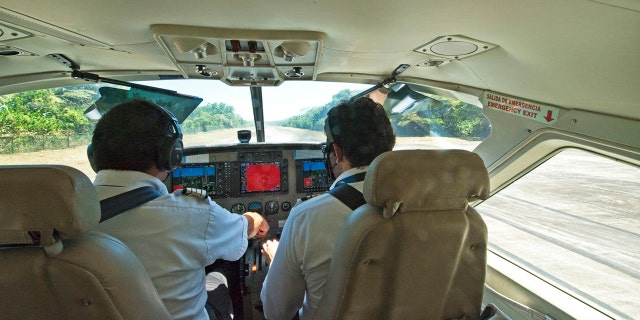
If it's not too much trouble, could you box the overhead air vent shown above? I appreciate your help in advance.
[414,35,497,60]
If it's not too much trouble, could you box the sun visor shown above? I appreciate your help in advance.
[383,85,443,115]
[84,86,202,123]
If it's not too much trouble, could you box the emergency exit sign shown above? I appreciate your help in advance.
[483,92,559,124]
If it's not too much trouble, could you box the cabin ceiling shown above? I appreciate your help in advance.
[0,0,638,120]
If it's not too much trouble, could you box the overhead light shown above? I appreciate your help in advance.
[274,41,311,62]
[172,38,218,59]
[192,43,217,59]
[415,35,497,60]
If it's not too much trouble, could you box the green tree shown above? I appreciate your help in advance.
[280,89,490,140]
[438,97,490,139]
[54,87,100,110]
[280,89,355,130]
[0,88,93,136]
[182,102,247,132]
[391,112,431,136]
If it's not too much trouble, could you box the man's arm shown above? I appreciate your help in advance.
[243,211,269,239]
[260,213,306,319]
[204,201,267,263]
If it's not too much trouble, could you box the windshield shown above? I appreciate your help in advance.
[0,79,490,179]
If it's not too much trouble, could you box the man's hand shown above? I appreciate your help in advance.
[261,239,279,265]
[243,212,269,240]
[367,88,388,105]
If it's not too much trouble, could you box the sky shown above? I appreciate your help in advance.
[141,80,370,121]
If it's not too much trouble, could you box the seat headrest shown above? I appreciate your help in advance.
[363,150,489,216]
[0,165,100,247]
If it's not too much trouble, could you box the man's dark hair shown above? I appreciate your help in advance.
[91,99,175,172]
[325,97,396,167]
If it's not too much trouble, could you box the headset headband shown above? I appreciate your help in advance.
[324,116,335,144]
[154,104,182,138]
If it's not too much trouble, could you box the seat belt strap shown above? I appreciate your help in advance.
[335,172,367,185]
[99,186,162,223]
[329,183,366,211]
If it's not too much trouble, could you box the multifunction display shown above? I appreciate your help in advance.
[239,161,282,194]
[296,159,330,193]
[172,165,216,193]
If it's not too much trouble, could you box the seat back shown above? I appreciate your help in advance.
[315,150,490,320]
[0,165,171,320]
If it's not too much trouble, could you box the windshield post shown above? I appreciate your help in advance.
[250,87,265,142]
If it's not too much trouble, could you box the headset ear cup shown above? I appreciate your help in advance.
[87,143,98,173]
[157,136,183,172]
[169,139,183,171]
[148,103,183,172]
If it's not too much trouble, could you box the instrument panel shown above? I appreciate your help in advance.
[167,142,330,319]
[170,143,329,233]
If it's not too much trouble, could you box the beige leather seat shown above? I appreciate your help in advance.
[0,165,171,320]
[315,149,490,320]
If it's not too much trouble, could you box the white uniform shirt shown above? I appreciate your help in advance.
[261,167,368,320]
[93,170,248,320]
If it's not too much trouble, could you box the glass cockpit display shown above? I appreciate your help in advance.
[300,159,329,192]
[240,162,282,193]
[172,165,216,194]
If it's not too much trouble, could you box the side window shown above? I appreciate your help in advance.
[0,87,98,179]
[477,149,640,319]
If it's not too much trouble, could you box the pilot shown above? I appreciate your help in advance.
[260,96,396,320]
[89,99,269,320]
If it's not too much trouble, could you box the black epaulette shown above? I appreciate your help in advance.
[300,194,321,202]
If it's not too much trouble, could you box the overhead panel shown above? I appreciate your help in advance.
[151,25,324,86]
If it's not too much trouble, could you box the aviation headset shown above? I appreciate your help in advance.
[87,102,184,173]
